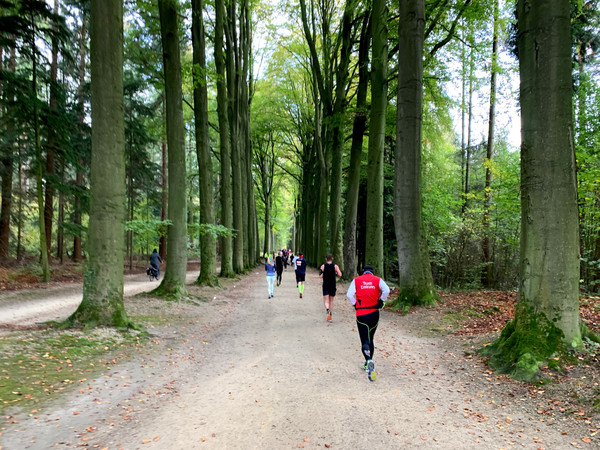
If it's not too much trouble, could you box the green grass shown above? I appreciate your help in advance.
[0,328,145,414]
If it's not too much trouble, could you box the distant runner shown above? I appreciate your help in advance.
[319,254,342,322]
[346,265,390,381]
[275,251,284,286]
[293,252,307,298]
[265,256,276,299]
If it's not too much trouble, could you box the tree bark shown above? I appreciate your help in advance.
[394,0,436,305]
[240,0,252,267]
[226,0,244,273]
[73,17,87,262]
[44,0,60,259]
[342,11,370,280]
[192,0,218,285]
[0,47,15,258]
[364,0,388,275]
[31,12,50,281]
[483,0,583,381]
[482,0,499,287]
[215,0,234,277]
[159,115,167,261]
[462,41,474,215]
[328,0,354,272]
[157,0,189,297]
[69,0,129,327]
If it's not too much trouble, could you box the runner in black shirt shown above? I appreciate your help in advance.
[319,254,342,322]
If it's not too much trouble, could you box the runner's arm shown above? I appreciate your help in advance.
[319,264,324,278]
[346,281,356,305]
[379,279,391,301]
[335,264,342,277]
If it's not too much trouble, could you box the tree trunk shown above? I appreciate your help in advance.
[57,161,64,262]
[364,0,387,275]
[463,44,474,215]
[68,0,129,327]
[31,15,50,281]
[157,0,189,297]
[483,0,582,381]
[328,0,354,272]
[240,0,252,267]
[0,47,15,258]
[342,11,370,281]
[159,123,167,261]
[482,0,499,287]
[226,0,244,274]
[394,0,436,305]
[44,0,60,259]
[215,0,234,277]
[16,141,23,262]
[192,0,218,285]
[73,18,86,262]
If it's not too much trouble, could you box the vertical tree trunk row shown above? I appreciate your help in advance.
[192,0,218,285]
[364,0,388,275]
[157,0,188,296]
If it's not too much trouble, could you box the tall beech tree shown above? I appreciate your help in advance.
[342,10,370,280]
[215,0,234,277]
[364,0,387,274]
[191,0,217,285]
[0,47,16,259]
[482,0,586,381]
[156,0,188,297]
[482,0,499,287]
[68,0,130,327]
[394,0,436,305]
[226,0,244,273]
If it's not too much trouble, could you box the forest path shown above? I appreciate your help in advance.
[0,271,199,328]
[0,267,590,449]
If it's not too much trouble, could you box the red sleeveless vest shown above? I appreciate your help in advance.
[354,273,381,316]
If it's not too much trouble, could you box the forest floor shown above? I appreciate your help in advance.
[0,262,599,449]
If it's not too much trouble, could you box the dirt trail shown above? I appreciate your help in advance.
[0,268,593,449]
[0,272,198,328]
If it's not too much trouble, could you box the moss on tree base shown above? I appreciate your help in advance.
[150,283,188,301]
[64,302,136,330]
[480,310,568,382]
[388,286,438,309]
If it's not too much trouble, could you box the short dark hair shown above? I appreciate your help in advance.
[363,265,374,274]
[326,253,333,262]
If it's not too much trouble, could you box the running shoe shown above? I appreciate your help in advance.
[367,360,377,381]
[299,293,302,298]
[326,314,332,322]
[362,361,369,372]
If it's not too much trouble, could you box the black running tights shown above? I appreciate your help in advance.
[356,310,379,362]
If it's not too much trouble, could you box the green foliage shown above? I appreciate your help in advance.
[576,74,600,293]
[188,223,236,239]
[126,218,171,244]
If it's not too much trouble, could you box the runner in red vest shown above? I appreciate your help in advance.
[346,265,390,381]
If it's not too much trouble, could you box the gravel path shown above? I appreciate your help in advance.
[0,267,593,449]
